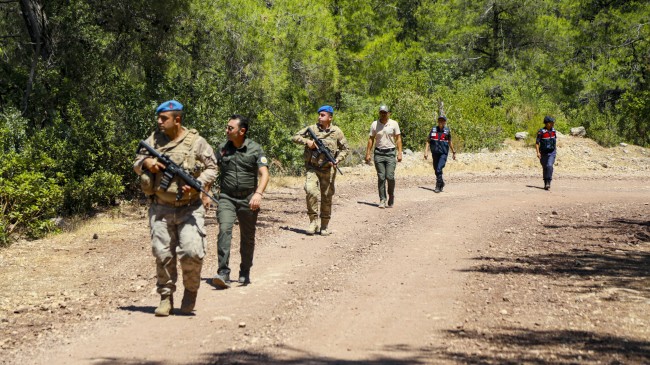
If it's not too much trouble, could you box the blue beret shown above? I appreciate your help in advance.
[543,116,555,124]
[317,105,334,115]
[156,100,183,114]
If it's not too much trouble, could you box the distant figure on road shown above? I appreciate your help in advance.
[536,116,557,190]
[133,100,218,316]
[211,115,270,289]
[424,115,456,193]
[292,105,349,236]
[365,105,402,208]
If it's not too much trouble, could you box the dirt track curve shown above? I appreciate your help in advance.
[2,171,648,364]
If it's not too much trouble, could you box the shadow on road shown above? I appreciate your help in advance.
[279,225,309,235]
[418,186,437,193]
[89,344,438,365]
[357,201,380,207]
[525,185,546,190]
[117,305,156,314]
[444,327,650,364]
[85,329,650,365]
[462,216,650,295]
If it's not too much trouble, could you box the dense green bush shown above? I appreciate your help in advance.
[0,168,64,245]
[0,0,648,244]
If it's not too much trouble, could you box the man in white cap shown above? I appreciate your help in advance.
[365,105,402,208]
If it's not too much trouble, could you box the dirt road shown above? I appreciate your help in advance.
[3,173,648,364]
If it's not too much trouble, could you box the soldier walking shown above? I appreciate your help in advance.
[424,115,456,193]
[365,105,402,208]
[292,105,349,236]
[211,115,270,289]
[133,100,218,316]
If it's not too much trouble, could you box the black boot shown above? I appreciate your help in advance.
[439,180,445,192]
[434,181,441,193]
[544,180,549,190]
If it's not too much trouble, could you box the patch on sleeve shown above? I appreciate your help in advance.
[260,156,268,164]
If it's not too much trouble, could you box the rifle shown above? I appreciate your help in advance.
[136,140,219,204]
[305,127,343,175]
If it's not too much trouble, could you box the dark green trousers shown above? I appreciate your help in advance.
[216,192,258,276]
[374,150,397,202]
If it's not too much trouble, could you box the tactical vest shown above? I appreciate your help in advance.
[538,128,557,153]
[429,126,451,155]
[304,125,340,168]
[145,129,205,203]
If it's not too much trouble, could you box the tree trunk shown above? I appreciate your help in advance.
[19,0,50,116]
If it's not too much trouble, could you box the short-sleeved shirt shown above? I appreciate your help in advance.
[429,126,452,155]
[216,138,268,192]
[536,127,557,153]
[370,119,401,150]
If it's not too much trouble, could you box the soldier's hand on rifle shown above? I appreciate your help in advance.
[306,140,317,150]
[181,185,197,194]
[143,157,165,173]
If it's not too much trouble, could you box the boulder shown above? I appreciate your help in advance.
[515,132,528,140]
[570,126,586,137]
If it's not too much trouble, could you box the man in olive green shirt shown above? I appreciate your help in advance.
[292,105,349,236]
[211,115,270,289]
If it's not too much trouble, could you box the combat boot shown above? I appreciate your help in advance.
[387,195,394,208]
[306,218,319,236]
[439,180,445,192]
[238,271,251,285]
[544,180,549,190]
[434,182,441,193]
[154,294,173,317]
[320,219,331,236]
[211,273,230,289]
[179,289,197,315]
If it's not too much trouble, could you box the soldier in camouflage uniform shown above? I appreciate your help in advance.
[211,115,270,289]
[133,100,218,316]
[292,105,349,236]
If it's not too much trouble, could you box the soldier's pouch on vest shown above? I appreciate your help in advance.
[139,170,155,196]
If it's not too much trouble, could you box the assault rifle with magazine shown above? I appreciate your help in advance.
[306,127,343,175]
[136,140,219,204]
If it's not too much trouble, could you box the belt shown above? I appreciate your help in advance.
[221,188,256,198]
[153,197,200,207]
[375,147,395,153]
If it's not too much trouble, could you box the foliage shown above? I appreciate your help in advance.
[0,0,648,244]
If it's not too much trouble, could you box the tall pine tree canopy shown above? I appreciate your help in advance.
[1,0,648,242]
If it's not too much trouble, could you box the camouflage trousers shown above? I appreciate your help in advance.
[149,200,206,296]
[304,166,337,221]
